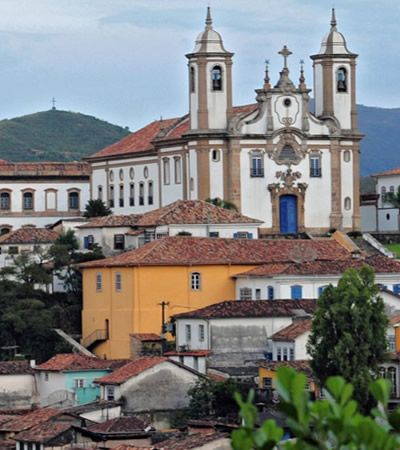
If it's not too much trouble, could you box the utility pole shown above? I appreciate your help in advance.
[158,301,170,334]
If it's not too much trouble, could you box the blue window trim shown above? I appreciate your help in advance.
[291,285,303,300]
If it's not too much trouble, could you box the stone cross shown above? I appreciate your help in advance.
[278,45,292,69]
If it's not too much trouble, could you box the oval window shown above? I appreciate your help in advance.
[129,168,135,180]
[344,197,351,211]
[119,169,124,181]
[343,150,351,162]
[144,166,149,179]
[109,170,114,182]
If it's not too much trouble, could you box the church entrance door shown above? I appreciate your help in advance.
[279,195,298,234]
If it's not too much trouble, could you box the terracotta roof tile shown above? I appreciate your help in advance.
[172,299,316,320]
[0,416,16,427]
[0,440,17,450]
[35,354,129,372]
[152,432,229,449]
[95,357,167,385]
[130,333,162,342]
[78,215,141,229]
[257,360,314,378]
[237,255,400,277]
[78,237,350,268]
[0,361,34,375]
[390,314,400,326]
[87,416,149,433]
[0,228,59,245]
[136,200,262,226]
[271,319,312,341]
[0,161,89,177]
[14,420,74,443]
[372,168,400,177]
[0,408,60,432]
[164,350,210,357]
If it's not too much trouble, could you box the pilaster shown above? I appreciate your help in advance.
[352,143,361,230]
[329,141,343,229]
[196,143,210,200]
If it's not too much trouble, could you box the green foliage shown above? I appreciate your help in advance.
[384,186,400,208]
[84,199,112,218]
[231,367,400,449]
[206,197,238,211]
[307,266,388,410]
[0,109,129,162]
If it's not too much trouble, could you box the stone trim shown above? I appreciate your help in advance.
[44,188,58,211]
[352,144,361,230]
[329,141,343,229]
[196,144,210,200]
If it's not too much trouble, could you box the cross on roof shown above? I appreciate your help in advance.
[278,45,292,69]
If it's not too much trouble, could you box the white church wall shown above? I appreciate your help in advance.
[313,63,324,117]
[332,61,352,130]
[272,94,303,130]
[341,147,354,228]
[188,147,198,200]
[361,204,377,232]
[206,60,228,129]
[209,148,224,199]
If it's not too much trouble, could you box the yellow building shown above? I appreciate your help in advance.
[79,236,349,358]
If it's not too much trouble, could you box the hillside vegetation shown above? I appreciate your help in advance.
[0,109,130,162]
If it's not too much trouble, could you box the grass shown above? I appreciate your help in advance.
[386,243,400,258]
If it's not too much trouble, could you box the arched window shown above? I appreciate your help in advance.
[0,192,10,210]
[390,185,395,193]
[0,226,11,235]
[109,185,114,208]
[190,66,195,93]
[129,183,135,206]
[191,272,201,291]
[381,186,387,195]
[174,157,182,184]
[119,185,124,207]
[211,66,223,91]
[163,158,170,185]
[139,182,144,206]
[291,285,303,300]
[337,67,347,92]
[148,181,154,205]
[23,192,34,210]
[344,197,351,211]
[278,145,297,163]
[68,191,80,210]
[97,185,103,201]
[211,149,220,162]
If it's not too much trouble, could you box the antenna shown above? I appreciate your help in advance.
[52,97,56,110]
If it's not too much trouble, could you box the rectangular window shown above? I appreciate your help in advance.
[114,234,125,250]
[0,193,10,210]
[98,186,103,200]
[185,324,192,342]
[267,286,274,300]
[389,335,396,352]
[44,372,49,382]
[239,287,252,300]
[255,288,261,300]
[109,185,114,208]
[96,273,102,292]
[148,181,154,205]
[115,272,122,292]
[208,231,219,238]
[277,347,282,361]
[119,185,124,207]
[174,157,182,184]
[8,246,19,255]
[139,183,144,206]
[310,155,322,177]
[289,348,295,360]
[191,272,201,291]
[291,285,303,300]
[283,347,288,361]
[234,232,251,239]
[263,377,273,389]
[199,324,205,342]
[23,192,34,210]
[84,235,94,250]
[106,386,115,401]
[250,155,264,177]
[74,378,85,388]
[129,183,135,206]
[163,158,170,185]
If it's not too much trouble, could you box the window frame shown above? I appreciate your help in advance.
[68,190,80,210]
[129,182,135,206]
[163,158,170,185]
[191,272,201,291]
[148,181,154,205]
[250,151,264,178]
[239,287,252,301]
[185,324,192,342]
[22,190,34,211]
[119,184,124,208]
[115,272,122,292]
[96,273,102,292]
[211,65,223,91]
[114,234,125,250]
[199,324,205,342]
[291,285,303,300]
[309,154,322,178]
[139,182,144,206]
[0,190,11,211]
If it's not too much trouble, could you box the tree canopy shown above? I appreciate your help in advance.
[84,199,112,218]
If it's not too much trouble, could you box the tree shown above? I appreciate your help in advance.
[84,199,112,218]
[307,266,388,410]
[206,197,238,211]
[231,367,400,450]
[384,186,400,208]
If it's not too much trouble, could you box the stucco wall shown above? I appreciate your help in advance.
[0,374,37,409]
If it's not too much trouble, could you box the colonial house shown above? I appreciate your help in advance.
[78,236,351,358]
[0,160,90,230]
[167,299,315,373]
[76,200,261,255]
[87,9,362,235]
[0,360,37,410]
[94,356,202,428]
[34,354,129,408]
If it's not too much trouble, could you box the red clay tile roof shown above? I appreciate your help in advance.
[237,255,400,277]
[87,416,149,433]
[35,354,129,372]
[0,228,59,245]
[0,161,89,177]
[13,420,74,443]
[164,350,210,357]
[88,104,259,161]
[78,237,350,268]
[257,360,314,378]
[95,357,168,385]
[78,214,141,229]
[153,432,229,450]
[130,333,162,342]
[390,314,400,326]
[172,299,316,320]
[271,319,312,342]
[0,408,60,432]
[0,361,34,375]
[0,416,16,427]
[372,168,400,177]
[136,200,262,226]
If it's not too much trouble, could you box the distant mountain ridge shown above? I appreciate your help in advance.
[0,106,396,176]
[0,109,130,162]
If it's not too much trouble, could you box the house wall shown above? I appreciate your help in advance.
[36,371,66,407]
[361,204,377,232]
[376,175,400,208]
[82,264,254,359]
[377,208,399,232]
[295,331,311,360]
[166,223,259,238]
[64,370,109,405]
[76,226,133,253]
[0,374,37,409]
[168,355,207,374]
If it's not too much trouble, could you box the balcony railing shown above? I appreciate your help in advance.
[82,328,108,349]
[250,168,264,178]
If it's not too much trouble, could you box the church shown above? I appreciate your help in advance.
[87,8,362,235]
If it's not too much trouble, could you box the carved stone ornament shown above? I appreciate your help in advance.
[269,131,306,166]
[275,168,302,188]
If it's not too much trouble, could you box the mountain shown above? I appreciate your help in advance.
[358,105,400,176]
[0,109,130,162]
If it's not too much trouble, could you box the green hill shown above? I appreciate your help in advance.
[0,109,130,162]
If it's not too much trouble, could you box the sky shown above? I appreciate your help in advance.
[0,0,398,131]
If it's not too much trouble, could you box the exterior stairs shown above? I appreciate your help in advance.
[54,329,96,357]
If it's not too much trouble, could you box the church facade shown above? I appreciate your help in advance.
[88,9,362,234]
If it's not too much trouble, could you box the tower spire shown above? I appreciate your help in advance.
[330,8,337,30]
[205,6,213,30]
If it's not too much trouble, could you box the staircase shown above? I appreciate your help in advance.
[81,328,108,350]
[54,329,95,357]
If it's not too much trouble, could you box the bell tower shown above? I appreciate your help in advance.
[311,9,358,131]
[186,8,233,131]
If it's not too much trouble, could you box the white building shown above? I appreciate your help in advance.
[0,160,90,231]
[0,360,37,409]
[87,8,362,235]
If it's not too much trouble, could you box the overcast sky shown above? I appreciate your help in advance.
[0,0,398,130]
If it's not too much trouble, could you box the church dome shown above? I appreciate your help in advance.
[318,9,354,55]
